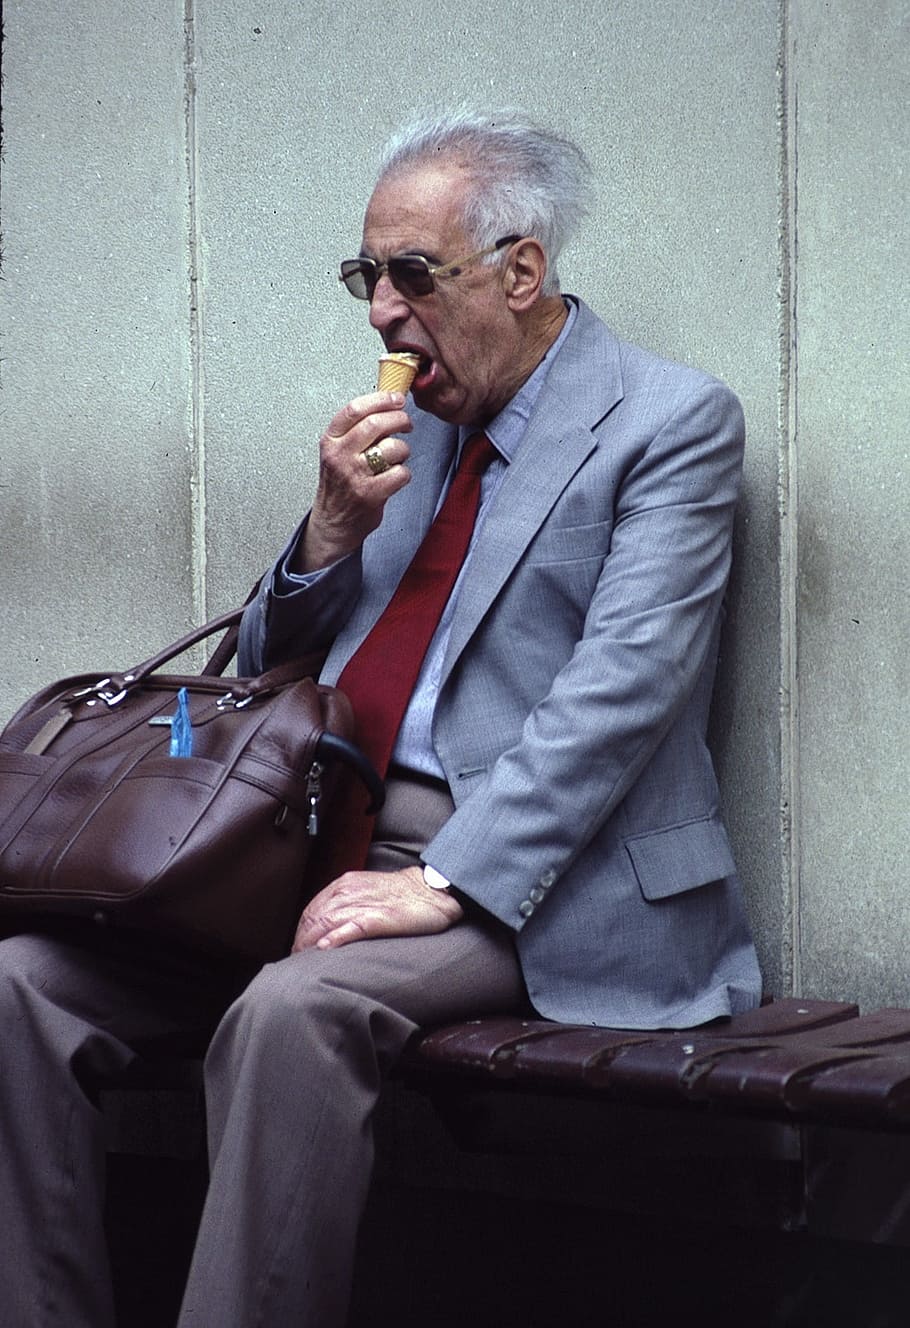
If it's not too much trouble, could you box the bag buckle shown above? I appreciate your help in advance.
[70,677,133,708]
[216,691,254,711]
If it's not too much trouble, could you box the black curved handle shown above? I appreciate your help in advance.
[315,732,386,815]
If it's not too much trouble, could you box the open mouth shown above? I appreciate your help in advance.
[413,356,435,389]
[388,345,433,385]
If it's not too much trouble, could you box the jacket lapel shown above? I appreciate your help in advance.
[441,300,624,676]
[379,414,456,581]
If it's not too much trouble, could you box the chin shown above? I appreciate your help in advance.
[413,388,467,425]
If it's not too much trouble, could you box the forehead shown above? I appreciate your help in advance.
[362,161,473,257]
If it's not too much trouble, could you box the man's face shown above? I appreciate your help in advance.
[361,162,520,425]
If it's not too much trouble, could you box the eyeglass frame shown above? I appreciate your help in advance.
[338,234,525,302]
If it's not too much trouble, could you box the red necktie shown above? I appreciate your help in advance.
[322,432,497,877]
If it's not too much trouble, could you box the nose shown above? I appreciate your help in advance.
[368,273,411,335]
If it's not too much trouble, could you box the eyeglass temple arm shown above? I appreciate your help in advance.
[434,234,524,280]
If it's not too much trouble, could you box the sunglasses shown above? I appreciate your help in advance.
[339,235,523,301]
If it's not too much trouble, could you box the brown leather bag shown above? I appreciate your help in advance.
[0,607,382,963]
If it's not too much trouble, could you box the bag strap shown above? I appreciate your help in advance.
[19,586,386,816]
[100,584,323,700]
[121,576,263,682]
[99,655,328,706]
[122,606,245,682]
[202,616,243,677]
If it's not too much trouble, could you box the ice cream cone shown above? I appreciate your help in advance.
[377,352,421,395]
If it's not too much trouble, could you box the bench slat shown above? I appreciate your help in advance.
[785,1050,910,1123]
[400,1000,910,1130]
[781,1007,910,1049]
[692,997,859,1038]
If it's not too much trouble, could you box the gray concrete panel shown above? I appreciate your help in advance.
[792,1,910,1006]
[0,1,194,718]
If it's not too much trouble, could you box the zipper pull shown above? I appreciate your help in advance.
[306,761,323,836]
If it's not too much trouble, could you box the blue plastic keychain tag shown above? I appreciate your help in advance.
[169,686,194,757]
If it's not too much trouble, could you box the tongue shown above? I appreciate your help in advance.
[414,360,436,390]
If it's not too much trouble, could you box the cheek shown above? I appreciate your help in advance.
[440,327,481,377]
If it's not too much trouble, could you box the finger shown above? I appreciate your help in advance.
[324,396,412,450]
[291,896,336,947]
[314,919,370,950]
[321,422,412,485]
[360,438,411,477]
[307,436,410,561]
[295,910,372,951]
[292,893,372,951]
[291,915,326,952]
[352,458,411,509]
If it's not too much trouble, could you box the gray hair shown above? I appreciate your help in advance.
[376,107,594,296]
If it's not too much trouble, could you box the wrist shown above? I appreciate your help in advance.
[298,521,352,575]
[423,864,472,921]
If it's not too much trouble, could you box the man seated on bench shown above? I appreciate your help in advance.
[0,106,761,1327]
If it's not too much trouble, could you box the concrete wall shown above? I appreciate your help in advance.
[789,1,909,1005]
[1,0,906,1010]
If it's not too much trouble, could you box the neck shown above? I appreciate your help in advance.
[528,294,569,357]
[488,295,567,416]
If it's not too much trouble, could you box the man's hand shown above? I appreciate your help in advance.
[294,392,413,572]
[292,865,463,952]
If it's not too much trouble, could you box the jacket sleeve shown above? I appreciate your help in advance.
[237,521,363,676]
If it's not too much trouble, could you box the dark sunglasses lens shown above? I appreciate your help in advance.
[340,261,373,300]
[388,258,434,297]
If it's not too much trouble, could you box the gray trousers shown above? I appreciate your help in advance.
[0,774,526,1327]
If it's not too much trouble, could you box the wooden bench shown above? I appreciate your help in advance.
[356,997,910,1324]
[103,997,910,1325]
[400,996,910,1131]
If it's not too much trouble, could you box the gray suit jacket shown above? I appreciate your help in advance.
[240,299,762,1029]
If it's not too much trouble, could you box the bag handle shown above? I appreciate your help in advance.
[99,588,322,700]
[199,577,272,676]
[67,594,386,814]
[315,732,385,814]
[115,578,261,683]
[131,606,245,680]
[202,616,243,677]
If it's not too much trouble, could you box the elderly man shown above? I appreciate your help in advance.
[0,108,760,1327]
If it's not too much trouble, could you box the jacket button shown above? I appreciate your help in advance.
[540,869,557,888]
[519,900,535,918]
[529,887,545,904]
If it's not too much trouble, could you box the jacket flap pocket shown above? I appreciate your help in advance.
[624,815,737,901]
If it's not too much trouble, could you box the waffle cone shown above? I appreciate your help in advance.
[377,352,420,394]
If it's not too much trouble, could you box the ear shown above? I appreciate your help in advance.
[502,238,548,311]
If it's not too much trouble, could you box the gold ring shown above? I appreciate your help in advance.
[364,444,390,476]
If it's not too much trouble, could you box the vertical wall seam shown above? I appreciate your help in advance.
[778,0,801,995]
[184,0,207,626]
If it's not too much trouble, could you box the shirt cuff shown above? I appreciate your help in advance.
[422,864,452,892]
